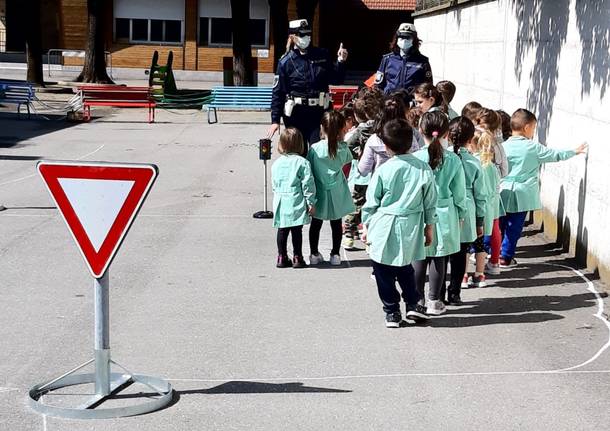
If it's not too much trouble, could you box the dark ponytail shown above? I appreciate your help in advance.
[374,95,407,134]
[321,110,346,159]
[419,111,449,170]
[448,116,475,158]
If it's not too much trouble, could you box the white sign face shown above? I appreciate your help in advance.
[38,161,158,278]
[257,49,269,58]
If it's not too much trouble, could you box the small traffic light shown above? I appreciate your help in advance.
[259,138,272,160]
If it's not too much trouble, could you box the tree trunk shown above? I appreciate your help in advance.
[25,0,44,86]
[77,0,113,83]
[296,0,319,29]
[268,0,288,71]
[230,0,253,86]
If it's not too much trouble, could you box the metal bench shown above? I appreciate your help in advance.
[203,86,272,124]
[329,85,359,109]
[77,85,156,123]
[0,80,35,119]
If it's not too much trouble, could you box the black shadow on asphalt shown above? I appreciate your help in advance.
[0,113,78,147]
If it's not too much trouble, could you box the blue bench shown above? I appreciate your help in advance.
[0,80,35,119]
[203,86,272,124]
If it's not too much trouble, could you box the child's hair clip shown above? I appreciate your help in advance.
[432,131,439,138]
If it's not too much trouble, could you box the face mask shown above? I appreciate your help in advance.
[295,35,311,50]
[397,38,413,52]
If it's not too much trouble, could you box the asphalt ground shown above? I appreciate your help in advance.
[0,106,609,430]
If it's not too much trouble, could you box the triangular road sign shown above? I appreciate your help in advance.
[38,161,158,278]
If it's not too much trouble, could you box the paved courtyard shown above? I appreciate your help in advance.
[0,106,609,430]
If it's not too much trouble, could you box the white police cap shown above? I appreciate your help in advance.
[289,19,312,35]
[396,23,417,37]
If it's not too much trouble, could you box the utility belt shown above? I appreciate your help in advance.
[284,92,331,117]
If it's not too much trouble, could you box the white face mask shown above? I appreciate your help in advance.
[397,38,413,52]
[295,35,311,50]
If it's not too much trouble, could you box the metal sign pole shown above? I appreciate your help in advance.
[94,272,110,396]
[263,159,269,212]
[253,140,273,219]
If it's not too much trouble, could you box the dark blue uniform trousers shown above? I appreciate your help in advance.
[283,105,324,155]
[372,261,420,314]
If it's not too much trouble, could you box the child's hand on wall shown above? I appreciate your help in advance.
[574,142,588,155]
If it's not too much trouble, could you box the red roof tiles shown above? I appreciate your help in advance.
[359,0,417,10]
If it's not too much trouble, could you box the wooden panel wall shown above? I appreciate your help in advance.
[59,0,87,49]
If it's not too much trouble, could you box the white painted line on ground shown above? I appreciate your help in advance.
[0,144,105,188]
[168,263,609,384]
[549,263,610,371]
[0,387,19,394]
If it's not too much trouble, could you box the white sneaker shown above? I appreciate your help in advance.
[485,262,501,275]
[426,300,447,316]
[309,253,325,265]
[329,254,341,266]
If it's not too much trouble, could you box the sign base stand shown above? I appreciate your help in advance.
[28,272,173,419]
[28,361,174,419]
[253,210,273,219]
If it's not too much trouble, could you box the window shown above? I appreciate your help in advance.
[198,18,268,47]
[132,19,149,41]
[114,18,183,44]
[115,18,130,40]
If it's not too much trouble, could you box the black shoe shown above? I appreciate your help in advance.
[292,255,308,269]
[405,304,429,322]
[447,294,463,306]
[276,255,292,268]
[385,311,402,328]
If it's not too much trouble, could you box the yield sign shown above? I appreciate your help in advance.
[38,161,158,278]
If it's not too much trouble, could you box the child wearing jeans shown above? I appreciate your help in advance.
[307,111,356,266]
[499,109,587,267]
[362,119,438,328]
[272,128,316,268]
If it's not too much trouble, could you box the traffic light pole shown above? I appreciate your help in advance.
[253,139,273,219]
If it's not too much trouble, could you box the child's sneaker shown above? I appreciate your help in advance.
[342,236,355,249]
[405,304,429,322]
[499,257,518,268]
[276,255,292,268]
[329,254,342,266]
[461,275,470,289]
[426,300,446,316]
[385,311,402,328]
[309,253,325,265]
[292,255,308,269]
[471,274,487,288]
[485,262,501,275]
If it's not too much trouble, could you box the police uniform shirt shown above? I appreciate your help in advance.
[375,50,433,95]
[271,47,346,124]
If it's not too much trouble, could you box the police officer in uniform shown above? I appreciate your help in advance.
[267,19,348,154]
[375,23,433,100]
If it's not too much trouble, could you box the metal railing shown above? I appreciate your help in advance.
[416,0,453,11]
[46,49,113,79]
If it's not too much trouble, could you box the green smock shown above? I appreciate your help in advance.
[307,140,356,220]
[476,154,504,236]
[362,154,438,267]
[455,147,488,243]
[500,136,576,213]
[271,154,316,228]
[414,147,467,257]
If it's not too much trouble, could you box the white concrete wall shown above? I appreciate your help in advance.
[415,0,610,279]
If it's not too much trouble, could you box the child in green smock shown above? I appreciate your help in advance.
[498,109,587,267]
[307,111,356,266]
[413,111,467,316]
[272,128,317,269]
[447,116,488,305]
[362,119,438,328]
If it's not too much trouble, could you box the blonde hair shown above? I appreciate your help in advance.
[278,127,304,155]
[474,129,495,167]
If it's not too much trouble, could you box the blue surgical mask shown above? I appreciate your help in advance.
[397,38,413,52]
